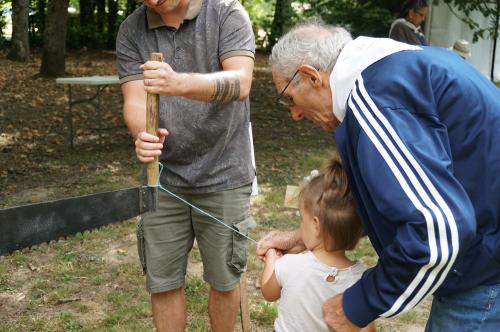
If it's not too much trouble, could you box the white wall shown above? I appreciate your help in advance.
[426,3,500,80]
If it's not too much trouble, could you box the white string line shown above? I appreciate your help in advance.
[146,163,258,244]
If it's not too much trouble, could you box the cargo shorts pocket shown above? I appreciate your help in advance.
[228,216,256,273]
[136,219,147,275]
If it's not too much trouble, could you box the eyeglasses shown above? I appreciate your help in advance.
[276,69,300,109]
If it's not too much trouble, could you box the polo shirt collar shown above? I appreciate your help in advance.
[146,0,203,29]
[329,36,421,123]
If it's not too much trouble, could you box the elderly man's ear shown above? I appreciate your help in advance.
[298,64,323,87]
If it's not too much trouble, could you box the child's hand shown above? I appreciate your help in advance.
[263,248,283,262]
[257,229,305,259]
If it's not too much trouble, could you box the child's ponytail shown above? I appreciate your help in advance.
[300,154,364,251]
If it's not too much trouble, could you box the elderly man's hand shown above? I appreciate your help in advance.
[323,294,360,332]
[256,229,305,260]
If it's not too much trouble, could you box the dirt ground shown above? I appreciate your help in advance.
[0,50,430,331]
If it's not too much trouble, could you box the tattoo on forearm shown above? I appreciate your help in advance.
[210,76,241,103]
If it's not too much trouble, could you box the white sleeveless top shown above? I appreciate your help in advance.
[274,251,367,332]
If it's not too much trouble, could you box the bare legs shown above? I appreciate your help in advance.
[151,286,240,332]
[151,288,186,332]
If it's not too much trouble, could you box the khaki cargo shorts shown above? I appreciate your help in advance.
[136,184,255,293]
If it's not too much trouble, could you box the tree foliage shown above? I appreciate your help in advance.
[436,0,500,42]
[242,0,275,49]
[300,0,398,38]
[1,0,131,50]
[1,0,404,53]
[244,0,402,50]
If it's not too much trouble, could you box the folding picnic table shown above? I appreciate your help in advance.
[56,75,120,149]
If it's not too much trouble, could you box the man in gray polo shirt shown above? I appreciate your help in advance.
[116,0,255,331]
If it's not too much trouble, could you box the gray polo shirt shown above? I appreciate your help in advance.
[116,0,255,193]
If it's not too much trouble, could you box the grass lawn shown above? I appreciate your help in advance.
[0,51,429,331]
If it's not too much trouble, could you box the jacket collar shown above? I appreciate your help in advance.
[329,37,421,123]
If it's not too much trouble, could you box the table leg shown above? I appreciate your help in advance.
[96,85,102,146]
[68,85,74,150]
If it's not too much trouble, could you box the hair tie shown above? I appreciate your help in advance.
[303,169,320,182]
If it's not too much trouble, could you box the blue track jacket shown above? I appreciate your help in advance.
[333,41,500,327]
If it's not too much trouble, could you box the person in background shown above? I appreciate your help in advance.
[449,39,472,59]
[389,0,429,45]
[259,21,500,332]
[260,156,375,332]
[116,0,256,331]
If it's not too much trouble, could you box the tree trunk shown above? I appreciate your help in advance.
[107,0,118,49]
[491,1,500,81]
[96,0,106,47]
[8,0,30,62]
[40,0,69,77]
[269,0,293,50]
[79,0,94,46]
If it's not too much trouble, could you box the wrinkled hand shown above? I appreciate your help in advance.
[141,61,183,96]
[256,230,305,260]
[135,128,169,163]
[323,294,360,332]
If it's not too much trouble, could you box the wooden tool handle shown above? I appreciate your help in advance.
[146,52,164,186]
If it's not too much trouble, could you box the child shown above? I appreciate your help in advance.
[260,156,375,332]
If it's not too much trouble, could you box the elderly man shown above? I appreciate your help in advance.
[258,22,500,331]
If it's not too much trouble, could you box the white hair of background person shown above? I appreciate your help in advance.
[269,21,353,78]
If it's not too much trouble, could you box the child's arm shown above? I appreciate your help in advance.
[260,248,282,301]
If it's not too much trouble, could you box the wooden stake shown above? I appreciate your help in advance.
[146,52,164,186]
[240,271,251,331]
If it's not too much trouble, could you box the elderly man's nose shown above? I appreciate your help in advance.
[290,107,303,121]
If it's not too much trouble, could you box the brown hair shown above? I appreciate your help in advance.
[298,154,364,251]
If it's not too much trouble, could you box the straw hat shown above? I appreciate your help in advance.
[450,40,471,59]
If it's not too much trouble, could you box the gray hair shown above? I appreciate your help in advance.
[269,22,352,78]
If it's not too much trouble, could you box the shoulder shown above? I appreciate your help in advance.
[205,0,242,11]
[364,47,454,85]
[205,0,249,19]
[120,5,146,29]
[394,21,409,29]
[118,6,146,38]
[275,252,314,284]
[351,262,368,276]
[279,252,309,264]
[276,252,313,271]
[391,21,405,30]
[390,19,409,33]
[217,0,244,9]
[338,262,367,282]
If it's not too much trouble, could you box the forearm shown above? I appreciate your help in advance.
[177,70,250,103]
[142,56,253,103]
[121,80,147,139]
[287,229,305,253]
[261,258,276,287]
[257,228,305,258]
[123,101,146,139]
[260,256,281,301]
